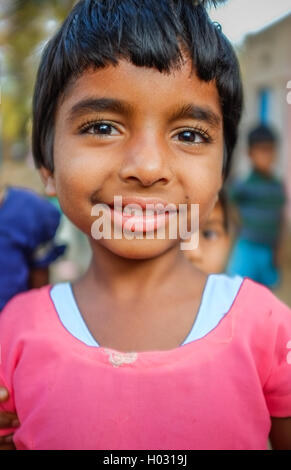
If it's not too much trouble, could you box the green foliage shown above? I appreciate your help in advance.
[1,0,76,158]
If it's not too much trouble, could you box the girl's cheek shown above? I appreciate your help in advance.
[194,191,221,226]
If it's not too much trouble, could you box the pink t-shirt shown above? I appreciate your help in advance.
[0,277,291,450]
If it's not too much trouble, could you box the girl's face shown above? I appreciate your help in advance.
[42,59,224,259]
[184,202,232,274]
[249,142,276,176]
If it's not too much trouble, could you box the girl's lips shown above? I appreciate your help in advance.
[109,206,173,233]
[97,197,178,233]
[108,197,178,212]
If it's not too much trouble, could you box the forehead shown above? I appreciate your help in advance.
[58,59,222,119]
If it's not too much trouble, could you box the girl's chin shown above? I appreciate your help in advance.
[95,237,179,260]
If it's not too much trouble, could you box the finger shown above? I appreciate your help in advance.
[0,388,9,402]
[0,443,16,450]
[0,433,16,450]
[0,412,19,429]
[0,434,14,445]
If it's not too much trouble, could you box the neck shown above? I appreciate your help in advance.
[75,240,195,303]
[253,168,272,178]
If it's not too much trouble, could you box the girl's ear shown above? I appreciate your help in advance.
[39,167,57,197]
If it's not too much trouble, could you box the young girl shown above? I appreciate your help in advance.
[0,0,290,450]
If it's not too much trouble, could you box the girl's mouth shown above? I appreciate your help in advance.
[109,205,173,233]
[107,198,177,234]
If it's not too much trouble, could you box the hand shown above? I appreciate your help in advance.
[0,387,19,450]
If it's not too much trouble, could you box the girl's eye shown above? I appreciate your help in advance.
[80,122,120,136]
[173,129,210,145]
[202,229,219,240]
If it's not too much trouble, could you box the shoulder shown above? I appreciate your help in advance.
[227,178,249,201]
[236,281,291,417]
[271,177,287,200]
[0,286,53,333]
[208,274,291,330]
[7,186,44,205]
[217,276,291,387]
[230,277,291,344]
[238,277,290,314]
[7,186,61,219]
[228,178,245,192]
[10,188,62,243]
[271,175,285,186]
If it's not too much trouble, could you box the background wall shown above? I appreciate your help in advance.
[233,14,291,222]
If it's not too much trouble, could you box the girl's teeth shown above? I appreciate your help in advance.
[112,205,168,215]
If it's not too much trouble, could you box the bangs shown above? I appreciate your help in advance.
[43,0,226,89]
[33,0,243,177]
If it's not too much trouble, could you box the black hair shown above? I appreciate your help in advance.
[32,0,243,179]
[247,124,278,148]
[217,187,240,234]
[217,188,229,232]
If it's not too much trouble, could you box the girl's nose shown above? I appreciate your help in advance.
[118,134,173,187]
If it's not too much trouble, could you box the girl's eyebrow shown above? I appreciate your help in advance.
[168,104,221,129]
[66,97,221,130]
[66,97,134,123]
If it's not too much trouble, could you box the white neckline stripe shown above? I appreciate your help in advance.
[50,274,243,348]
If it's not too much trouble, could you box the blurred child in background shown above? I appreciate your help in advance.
[185,189,238,274]
[226,125,286,288]
[0,184,66,310]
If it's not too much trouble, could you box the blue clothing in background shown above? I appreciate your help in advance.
[227,238,280,288]
[228,170,286,247]
[0,187,66,310]
[227,170,286,288]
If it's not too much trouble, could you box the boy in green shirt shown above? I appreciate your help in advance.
[227,124,286,288]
